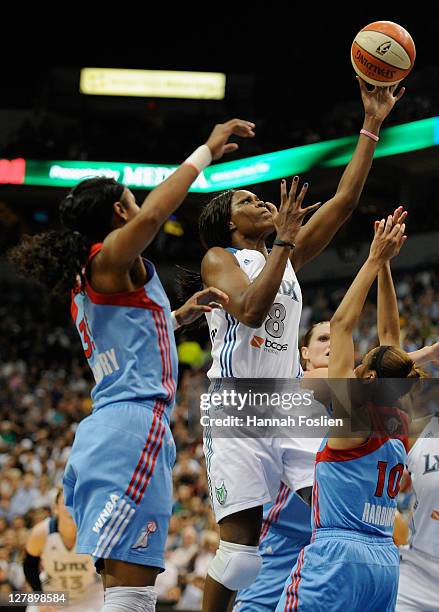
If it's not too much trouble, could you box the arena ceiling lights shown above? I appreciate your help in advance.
[80,68,226,100]
[1,117,438,191]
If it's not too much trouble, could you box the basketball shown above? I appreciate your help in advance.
[351,21,416,86]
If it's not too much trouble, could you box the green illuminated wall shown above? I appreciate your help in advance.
[3,116,437,192]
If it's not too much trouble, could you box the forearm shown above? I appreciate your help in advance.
[336,115,382,202]
[23,552,42,591]
[292,116,382,271]
[238,246,291,326]
[102,164,199,269]
[331,257,381,331]
[136,164,199,246]
[409,344,437,365]
[377,261,400,345]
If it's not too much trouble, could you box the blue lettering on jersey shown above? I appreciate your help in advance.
[278,280,299,302]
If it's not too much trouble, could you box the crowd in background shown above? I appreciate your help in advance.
[1,265,438,607]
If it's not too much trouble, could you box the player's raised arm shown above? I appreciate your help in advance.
[292,79,405,271]
[377,207,408,346]
[99,119,255,272]
[329,216,407,379]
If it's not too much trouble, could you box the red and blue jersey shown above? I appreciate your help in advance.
[70,244,178,417]
[312,406,409,538]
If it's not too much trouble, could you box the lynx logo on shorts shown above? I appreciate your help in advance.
[132,521,157,549]
[215,481,228,505]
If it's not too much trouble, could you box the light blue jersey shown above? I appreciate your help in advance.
[70,243,178,415]
[311,407,408,537]
[277,407,409,611]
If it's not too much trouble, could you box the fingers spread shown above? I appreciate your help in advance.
[287,176,299,204]
[296,182,309,207]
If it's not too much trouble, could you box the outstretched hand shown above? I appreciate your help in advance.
[174,287,229,327]
[370,209,407,263]
[265,177,322,244]
[205,119,255,161]
[357,76,405,123]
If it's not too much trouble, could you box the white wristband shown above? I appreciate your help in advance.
[171,311,181,331]
[183,145,212,174]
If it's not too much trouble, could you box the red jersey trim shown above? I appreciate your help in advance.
[87,242,104,263]
[316,403,410,462]
[70,296,79,323]
[316,436,389,463]
[84,243,162,310]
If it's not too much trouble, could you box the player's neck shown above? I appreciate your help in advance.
[232,235,269,257]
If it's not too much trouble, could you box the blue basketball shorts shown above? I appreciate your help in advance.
[234,526,310,612]
[276,528,400,611]
[63,402,176,571]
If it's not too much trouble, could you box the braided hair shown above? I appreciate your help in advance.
[8,177,125,297]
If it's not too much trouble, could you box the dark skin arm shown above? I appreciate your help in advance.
[89,119,256,293]
[201,179,320,327]
[291,78,405,272]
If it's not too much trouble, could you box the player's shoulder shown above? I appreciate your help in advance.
[202,247,240,270]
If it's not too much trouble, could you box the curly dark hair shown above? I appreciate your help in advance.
[8,177,125,297]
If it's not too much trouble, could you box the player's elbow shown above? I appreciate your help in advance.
[335,191,359,214]
[243,316,265,328]
[330,314,352,332]
[241,308,265,328]
[139,210,162,233]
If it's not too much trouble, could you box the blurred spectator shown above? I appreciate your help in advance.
[176,574,205,610]
[9,474,38,518]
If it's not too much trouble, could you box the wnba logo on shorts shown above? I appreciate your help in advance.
[132,521,157,549]
[250,335,264,349]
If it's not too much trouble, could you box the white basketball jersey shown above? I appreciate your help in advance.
[405,416,439,558]
[41,518,98,602]
[206,248,303,379]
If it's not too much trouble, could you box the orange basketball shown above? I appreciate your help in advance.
[351,21,416,86]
